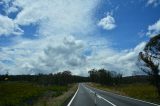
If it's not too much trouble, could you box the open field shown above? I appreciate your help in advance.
[0,81,71,106]
[89,83,160,104]
[34,83,78,106]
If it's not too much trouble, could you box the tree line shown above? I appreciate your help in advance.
[0,71,89,86]
[88,69,122,85]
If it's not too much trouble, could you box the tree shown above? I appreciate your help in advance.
[88,69,122,85]
[98,69,113,85]
[98,69,108,85]
[88,69,98,82]
[138,34,160,95]
[62,71,72,85]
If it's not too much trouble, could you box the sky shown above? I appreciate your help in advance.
[0,0,160,76]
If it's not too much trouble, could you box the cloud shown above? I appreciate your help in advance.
[0,35,86,75]
[147,0,160,7]
[0,0,146,76]
[146,19,160,37]
[87,42,146,75]
[98,13,116,30]
[0,15,23,36]
[0,0,100,75]
[0,35,146,76]
[0,0,100,74]
[12,0,98,37]
[41,36,87,74]
[1,0,98,36]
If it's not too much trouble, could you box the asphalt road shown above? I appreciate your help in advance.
[68,83,159,106]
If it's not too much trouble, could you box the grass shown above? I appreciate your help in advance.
[89,83,160,104]
[33,84,78,106]
[47,85,68,97]
[0,81,69,106]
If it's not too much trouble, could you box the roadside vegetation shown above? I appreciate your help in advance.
[0,71,83,106]
[34,84,77,106]
[89,83,160,104]
[87,68,160,103]
[0,81,70,106]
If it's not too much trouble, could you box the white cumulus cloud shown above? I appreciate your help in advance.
[87,42,146,76]
[98,13,116,30]
[146,19,160,37]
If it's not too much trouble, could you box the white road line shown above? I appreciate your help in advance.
[67,84,79,106]
[84,86,117,106]
[91,86,160,106]
[97,95,117,106]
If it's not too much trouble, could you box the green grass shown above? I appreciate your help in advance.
[48,86,68,91]
[47,85,68,97]
[0,81,68,106]
[90,83,160,104]
[34,84,78,106]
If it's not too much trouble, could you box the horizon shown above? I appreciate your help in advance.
[0,0,160,76]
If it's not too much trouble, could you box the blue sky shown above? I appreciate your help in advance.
[94,0,160,49]
[0,0,160,75]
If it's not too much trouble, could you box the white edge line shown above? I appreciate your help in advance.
[67,84,79,106]
[91,86,160,106]
[115,93,160,106]
[84,86,116,106]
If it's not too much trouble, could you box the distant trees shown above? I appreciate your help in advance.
[138,34,160,95]
[0,71,88,86]
[88,69,98,83]
[88,69,122,86]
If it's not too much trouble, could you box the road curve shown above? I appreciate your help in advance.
[68,83,159,106]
